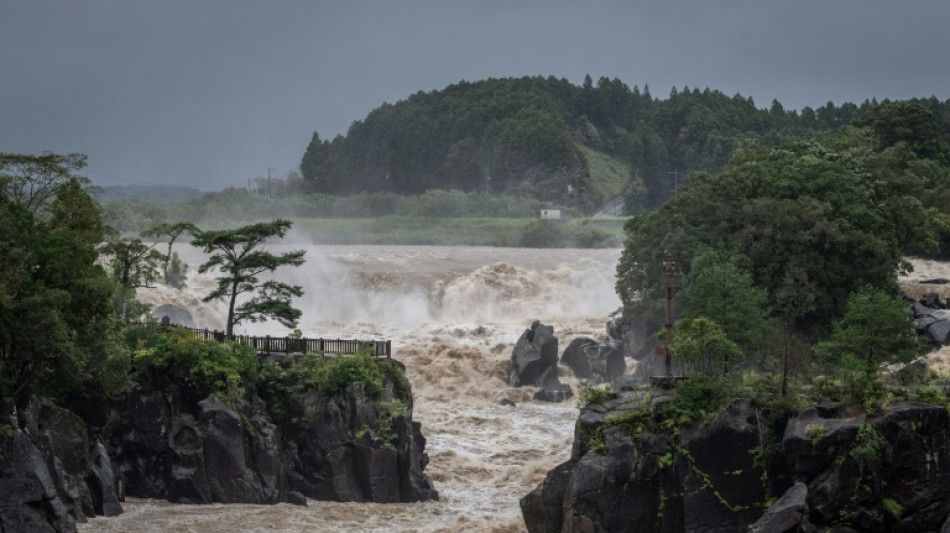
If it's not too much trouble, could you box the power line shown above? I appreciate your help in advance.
[84,168,180,188]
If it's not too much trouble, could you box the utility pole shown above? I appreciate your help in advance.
[655,261,679,379]
[267,168,272,199]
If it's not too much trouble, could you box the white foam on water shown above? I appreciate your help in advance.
[84,245,620,532]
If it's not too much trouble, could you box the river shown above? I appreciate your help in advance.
[81,245,623,532]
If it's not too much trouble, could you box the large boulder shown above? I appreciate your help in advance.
[560,337,598,379]
[532,367,574,403]
[750,482,810,533]
[561,337,626,385]
[508,321,558,387]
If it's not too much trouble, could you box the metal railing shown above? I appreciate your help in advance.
[181,327,392,358]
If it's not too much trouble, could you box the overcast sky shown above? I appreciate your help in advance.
[2,1,949,190]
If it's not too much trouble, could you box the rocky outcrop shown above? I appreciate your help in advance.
[509,321,559,387]
[107,360,437,505]
[906,292,950,346]
[523,397,950,532]
[561,336,626,385]
[509,321,574,403]
[277,381,437,502]
[532,367,574,403]
[0,399,122,533]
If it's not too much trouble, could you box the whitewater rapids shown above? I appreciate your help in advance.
[82,245,622,532]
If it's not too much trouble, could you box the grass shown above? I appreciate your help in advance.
[289,216,624,247]
[578,144,631,206]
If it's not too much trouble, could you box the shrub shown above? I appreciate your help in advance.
[662,374,732,426]
[130,326,259,402]
[577,381,614,408]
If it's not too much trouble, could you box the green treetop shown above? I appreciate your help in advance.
[191,219,306,338]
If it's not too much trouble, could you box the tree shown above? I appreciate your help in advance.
[0,152,90,214]
[191,219,305,338]
[99,235,164,320]
[815,286,918,375]
[142,221,198,287]
[0,162,116,400]
[671,316,742,375]
[680,246,772,357]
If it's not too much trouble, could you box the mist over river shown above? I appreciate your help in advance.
[82,245,622,532]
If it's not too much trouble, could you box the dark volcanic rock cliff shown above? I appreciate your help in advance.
[0,357,437,532]
[108,360,437,505]
[522,394,950,533]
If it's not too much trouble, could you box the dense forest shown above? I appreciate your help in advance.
[299,75,950,213]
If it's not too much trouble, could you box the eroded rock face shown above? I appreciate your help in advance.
[0,399,122,533]
[508,321,559,387]
[109,370,437,505]
[523,398,950,533]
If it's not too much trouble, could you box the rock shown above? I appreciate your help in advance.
[560,337,598,379]
[531,367,573,403]
[782,407,864,483]
[520,461,573,533]
[508,321,558,387]
[199,395,279,504]
[920,292,945,309]
[891,358,929,386]
[0,430,74,533]
[533,382,574,403]
[921,278,950,285]
[87,439,123,517]
[678,401,765,532]
[912,302,939,317]
[750,482,808,533]
[280,490,308,506]
[926,318,950,345]
[524,400,950,532]
[562,337,626,385]
[586,339,626,385]
[498,398,516,407]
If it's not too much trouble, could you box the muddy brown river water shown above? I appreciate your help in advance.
[81,245,622,532]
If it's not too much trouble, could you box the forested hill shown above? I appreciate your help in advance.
[300,75,950,212]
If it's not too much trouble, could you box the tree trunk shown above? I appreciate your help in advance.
[226,282,238,339]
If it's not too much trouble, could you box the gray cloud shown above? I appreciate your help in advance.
[2,1,948,188]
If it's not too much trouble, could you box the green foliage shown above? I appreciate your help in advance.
[0,153,118,401]
[164,252,189,290]
[520,220,567,248]
[815,286,918,377]
[295,76,844,210]
[192,219,305,337]
[671,317,742,376]
[284,350,384,400]
[577,381,614,408]
[141,221,197,286]
[661,374,732,426]
[130,326,259,402]
[372,398,411,444]
[850,423,887,466]
[680,246,773,356]
[882,497,903,520]
[617,133,941,332]
[99,235,164,320]
[804,423,827,444]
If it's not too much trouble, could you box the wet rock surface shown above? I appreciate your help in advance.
[523,397,950,533]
